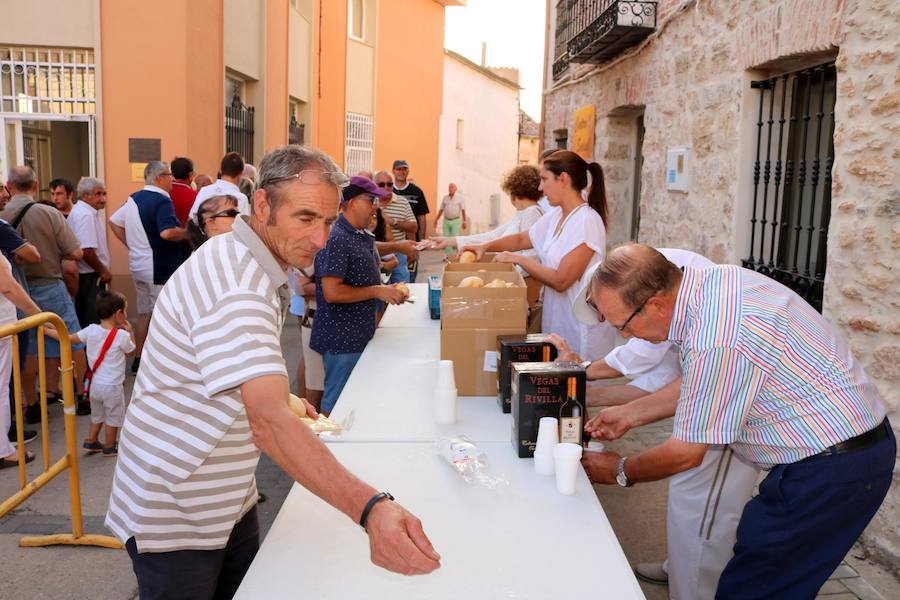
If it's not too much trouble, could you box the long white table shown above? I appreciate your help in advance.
[326,325,511,443]
[237,293,645,599]
[236,443,644,599]
[378,283,438,328]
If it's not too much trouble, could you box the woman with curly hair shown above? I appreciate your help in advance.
[430,164,544,258]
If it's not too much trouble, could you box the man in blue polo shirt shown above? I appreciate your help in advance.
[109,161,187,374]
[311,176,406,414]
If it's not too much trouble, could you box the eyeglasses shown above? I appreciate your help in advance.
[612,297,651,332]
[264,170,350,188]
[350,195,380,207]
[375,181,393,188]
[207,208,240,220]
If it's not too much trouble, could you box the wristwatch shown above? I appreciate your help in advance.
[616,456,633,487]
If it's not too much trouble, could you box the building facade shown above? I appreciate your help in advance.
[542,0,899,570]
[0,0,461,294]
[438,49,520,233]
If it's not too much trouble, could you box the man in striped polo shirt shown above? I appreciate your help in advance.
[581,243,893,599]
[106,145,440,600]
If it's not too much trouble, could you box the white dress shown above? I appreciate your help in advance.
[528,204,615,361]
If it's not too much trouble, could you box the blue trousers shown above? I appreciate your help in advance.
[388,253,411,284]
[321,351,363,414]
[716,420,895,599]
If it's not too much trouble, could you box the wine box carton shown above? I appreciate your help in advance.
[496,335,558,414]
[511,362,586,458]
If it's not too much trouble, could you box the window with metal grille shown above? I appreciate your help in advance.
[742,62,836,313]
[289,101,305,146]
[226,93,255,163]
[345,112,374,175]
[0,46,96,114]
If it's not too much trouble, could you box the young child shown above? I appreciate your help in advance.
[47,290,135,456]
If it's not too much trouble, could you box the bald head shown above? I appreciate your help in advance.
[593,243,682,309]
[7,166,36,194]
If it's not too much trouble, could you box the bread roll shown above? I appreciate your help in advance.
[485,278,508,288]
[459,275,485,288]
[459,250,477,263]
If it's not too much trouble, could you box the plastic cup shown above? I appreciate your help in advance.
[584,440,605,453]
[436,360,456,390]
[534,450,555,476]
[434,387,457,425]
[554,443,583,495]
[535,417,559,455]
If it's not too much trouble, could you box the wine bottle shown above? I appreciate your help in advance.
[559,376,582,444]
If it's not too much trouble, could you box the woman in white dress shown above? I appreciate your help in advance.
[430,165,544,261]
[461,151,615,361]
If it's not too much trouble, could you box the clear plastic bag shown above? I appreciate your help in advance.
[435,435,508,488]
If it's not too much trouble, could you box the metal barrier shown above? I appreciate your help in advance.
[0,312,121,549]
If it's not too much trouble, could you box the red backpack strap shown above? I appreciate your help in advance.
[86,328,119,393]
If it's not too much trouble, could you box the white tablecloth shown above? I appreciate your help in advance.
[235,443,644,599]
[326,326,511,443]
[378,283,437,328]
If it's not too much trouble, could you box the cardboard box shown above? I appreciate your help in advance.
[496,335,558,413]
[440,269,527,396]
[511,362,586,458]
[443,259,508,273]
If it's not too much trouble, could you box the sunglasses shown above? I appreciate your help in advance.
[207,208,240,220]
[375,181,393,188]
[611,296,652,332]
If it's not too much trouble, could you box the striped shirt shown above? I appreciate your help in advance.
[670,265,885,467]
[106,217,290,552]
[381,194,415,241]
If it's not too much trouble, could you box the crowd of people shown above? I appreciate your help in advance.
[0,141,895,600]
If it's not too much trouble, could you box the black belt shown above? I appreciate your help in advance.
[808,418,890,459]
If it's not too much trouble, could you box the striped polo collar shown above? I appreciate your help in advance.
[231,216,288,289]
[668,267,701,343]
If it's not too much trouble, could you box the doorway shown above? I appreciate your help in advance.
[0,115,95,201]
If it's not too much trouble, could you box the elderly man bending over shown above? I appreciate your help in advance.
[581,243,894,599]
[106,145,440,600]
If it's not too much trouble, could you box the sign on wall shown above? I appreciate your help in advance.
[571,104,596,161]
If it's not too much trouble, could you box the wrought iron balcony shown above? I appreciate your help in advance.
[557,0,657,72]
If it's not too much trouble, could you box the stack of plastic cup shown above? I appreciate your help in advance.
[533,417,559,475]
[434,360,457,425]
[554,443,583,495]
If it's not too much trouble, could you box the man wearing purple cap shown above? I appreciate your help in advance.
[311,176,406,413]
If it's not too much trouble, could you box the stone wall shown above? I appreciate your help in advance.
[825,0,900,567]
[544,0,900,570]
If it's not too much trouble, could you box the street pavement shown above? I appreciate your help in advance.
[1,250,896,599]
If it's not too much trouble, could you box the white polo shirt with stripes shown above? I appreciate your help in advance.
[106,216,290,553]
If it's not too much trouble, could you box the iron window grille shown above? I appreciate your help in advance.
[741,62,836,313]
[226,93,255,163]
[0,46,96,114]
[345,112,374,175]
[289,113,305,146]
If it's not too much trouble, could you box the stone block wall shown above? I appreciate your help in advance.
[543,0,899,570]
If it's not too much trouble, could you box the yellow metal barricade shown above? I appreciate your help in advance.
[0,312,122,549]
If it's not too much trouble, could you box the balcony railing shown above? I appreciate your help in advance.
[553,1,657,78]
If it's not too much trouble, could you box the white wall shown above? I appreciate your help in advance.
[288,7,312,103]
[0,0,96,48]
[438,54,520,234]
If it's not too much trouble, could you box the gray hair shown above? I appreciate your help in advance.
[144,161,169,184]
[592,243,682,309]
[373,170,391,181]
[7,165,36,192]
[76,176,104,198]
[242,163,258,182]
[256,145,344,216]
